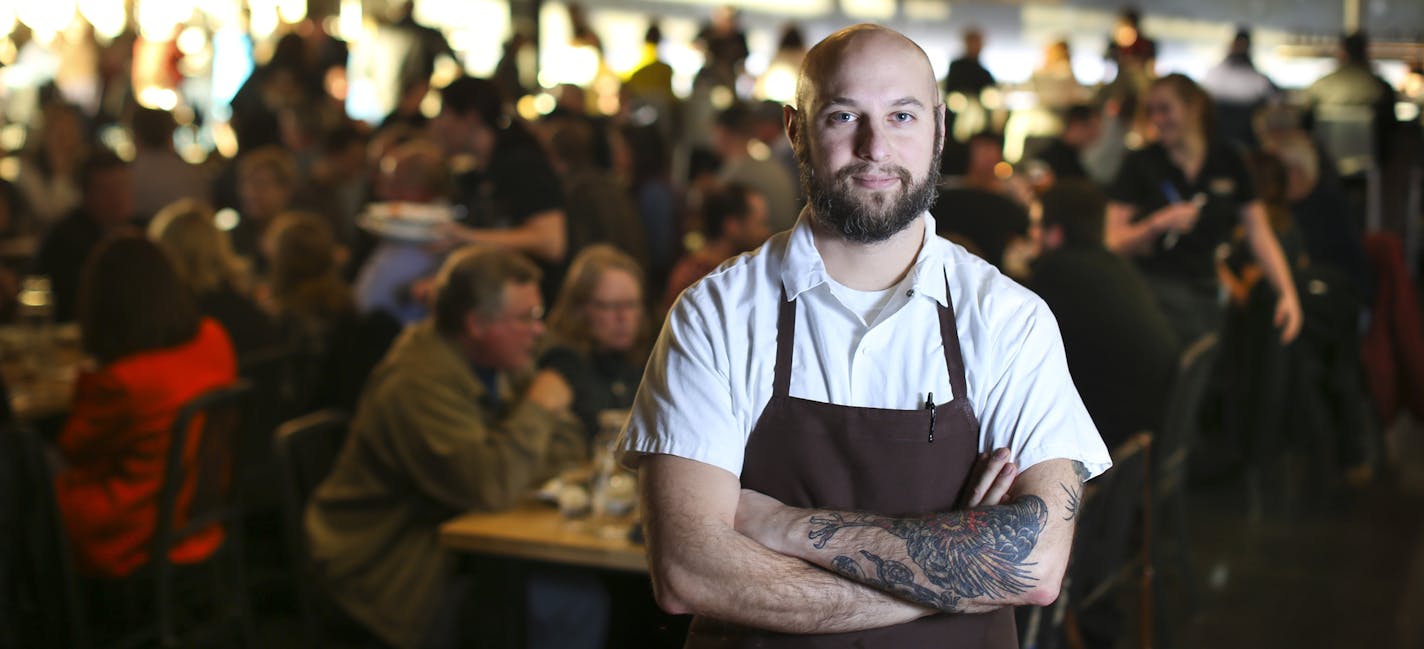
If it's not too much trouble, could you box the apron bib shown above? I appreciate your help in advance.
[686,283,1017,648]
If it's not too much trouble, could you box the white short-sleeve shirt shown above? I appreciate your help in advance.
[620,212,1112,480]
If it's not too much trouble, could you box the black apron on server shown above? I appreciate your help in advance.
[685,283,1017,648]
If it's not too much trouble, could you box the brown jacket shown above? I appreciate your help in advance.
[305,321,585,648]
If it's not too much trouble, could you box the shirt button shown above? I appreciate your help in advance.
[906,289,915,297]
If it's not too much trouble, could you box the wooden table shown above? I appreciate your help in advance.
[440,501,648,573]
[0,324,86,421]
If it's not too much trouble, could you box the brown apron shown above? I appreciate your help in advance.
[686,284,1018,648]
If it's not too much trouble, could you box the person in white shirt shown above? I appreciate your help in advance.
[620,24,1111,647]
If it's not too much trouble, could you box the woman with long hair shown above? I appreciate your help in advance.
[148,199,277,357]
[261,210,354,340]
[540,244,650,441]
[55,234,237,577]
[1106,73,1301,346]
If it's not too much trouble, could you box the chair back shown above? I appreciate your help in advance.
[1156,333,1219,497]
[1074,433,1153,607]
[272,409,350,646]
[1,425,87,649]
[153,380,253,558]
[151,379,255,647]
[274,409,349,516]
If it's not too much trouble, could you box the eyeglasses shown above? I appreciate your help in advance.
[499,305,545,324]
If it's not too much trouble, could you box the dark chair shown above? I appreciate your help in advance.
[1018,433,1154,649]
[2,424,87,649]
[1068,432,1154,649]
[273,409,351,647]
[1152,334,1219,647]
[147,380,257,649]
[4,384,257,649]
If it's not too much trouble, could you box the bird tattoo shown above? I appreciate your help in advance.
[808,496,1049,611]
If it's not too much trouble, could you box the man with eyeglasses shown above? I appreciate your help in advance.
[307,246,606,649]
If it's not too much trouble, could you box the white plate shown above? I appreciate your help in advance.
[358,202,456,242]
[358,215,444,242]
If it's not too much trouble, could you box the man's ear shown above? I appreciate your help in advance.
[463,310,486,339]
[936,104,948,153]
[783,104,800,149]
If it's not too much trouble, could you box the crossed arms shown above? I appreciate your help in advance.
[639,452,1086,633]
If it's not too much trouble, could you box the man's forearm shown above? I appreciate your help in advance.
[651,512,933,632]
[741,460,1083,613]
[641,455,934,633]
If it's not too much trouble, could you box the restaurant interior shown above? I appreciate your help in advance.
[1,0,1423,647]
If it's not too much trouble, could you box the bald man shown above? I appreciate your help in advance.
[620,25,1110,647]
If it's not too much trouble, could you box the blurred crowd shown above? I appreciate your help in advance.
[2,2,1424,647]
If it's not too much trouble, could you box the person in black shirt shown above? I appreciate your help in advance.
[539,245,649,443]
[432,77,568,300]
[32,152,136,322]
[943,28,995,99]
[1030,180,1180,648]
[1106,74,1301,346]
[1031,180,1179,451]
[1035,104,1099,184]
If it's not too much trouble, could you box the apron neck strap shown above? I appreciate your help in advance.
[772,278,968,403]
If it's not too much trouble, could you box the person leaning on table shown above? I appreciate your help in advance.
[305,245,604,649]
[620,24,1111,648]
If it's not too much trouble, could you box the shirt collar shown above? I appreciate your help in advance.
[780,209,950,308]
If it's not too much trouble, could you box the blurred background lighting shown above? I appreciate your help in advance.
[77,0,125,40]
[277,0,306,25]
[16,0,75,41]
[137,0,194,40]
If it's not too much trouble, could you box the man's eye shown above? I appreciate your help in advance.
[829,112,855,123]
[893,112,914,122]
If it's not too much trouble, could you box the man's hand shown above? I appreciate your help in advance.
[526,369,573,412]
[961,448,1017,509]
[1151,201,1201,236]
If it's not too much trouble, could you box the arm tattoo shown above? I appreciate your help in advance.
[807,496,1049,612]
[1061,461,1088,521]
[1060,483,1082,521]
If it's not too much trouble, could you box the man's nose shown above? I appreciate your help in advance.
[855,121,891,162]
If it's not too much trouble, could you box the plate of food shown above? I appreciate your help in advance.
[358,202,456,242]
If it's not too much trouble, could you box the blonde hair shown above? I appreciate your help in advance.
[545,244,648,358]
[147,198,252,295]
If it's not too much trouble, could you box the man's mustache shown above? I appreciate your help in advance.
[834,162,912,187]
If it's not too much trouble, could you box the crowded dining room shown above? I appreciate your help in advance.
[0,0,1422,647]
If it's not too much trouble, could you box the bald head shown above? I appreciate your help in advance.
[794,25,938,113]
[786,25,945,244]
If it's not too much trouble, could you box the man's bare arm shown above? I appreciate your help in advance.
[736,458,1086,613]
[640,454,935,632]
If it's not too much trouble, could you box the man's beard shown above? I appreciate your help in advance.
[797,119,943,244]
